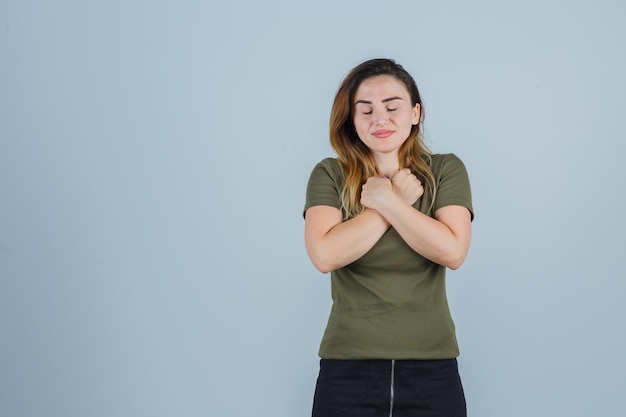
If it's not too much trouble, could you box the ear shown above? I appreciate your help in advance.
[412,103,421,125]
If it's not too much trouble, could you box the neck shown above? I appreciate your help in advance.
[373,153,400,178]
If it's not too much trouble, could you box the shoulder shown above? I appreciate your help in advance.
[428,153,470,179]
[429,153,466,171]
[429,153,473,218]
[315,157,341,171]
[310,157,344,181]
[305,158,344,215]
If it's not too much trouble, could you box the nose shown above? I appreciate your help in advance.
[373,108,389,125]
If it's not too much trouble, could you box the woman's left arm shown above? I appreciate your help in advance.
[362,177,472,269]
[388,202,471,270]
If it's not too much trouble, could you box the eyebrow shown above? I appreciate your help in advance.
[354,96,403,105]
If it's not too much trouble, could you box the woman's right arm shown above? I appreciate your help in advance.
[304,205,390,273]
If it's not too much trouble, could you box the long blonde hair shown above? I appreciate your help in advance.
[330,58,436,219]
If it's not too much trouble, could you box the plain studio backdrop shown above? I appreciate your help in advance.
[1,1,625,416]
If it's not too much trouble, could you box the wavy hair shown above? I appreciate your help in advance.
[330,58,436,219]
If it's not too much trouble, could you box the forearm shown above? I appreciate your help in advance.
[376,194,471,269]
[305,207,390,273]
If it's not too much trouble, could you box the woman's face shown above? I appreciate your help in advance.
[352,75,420,158]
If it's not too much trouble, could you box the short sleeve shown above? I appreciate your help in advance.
[432,154,474,220]
[303,158,344,218]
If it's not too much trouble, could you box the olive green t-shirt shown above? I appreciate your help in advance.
[304,153,473,359]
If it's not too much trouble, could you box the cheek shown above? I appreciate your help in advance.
[353,121,370,143]
[400,112,416,128]
[353,118,369,133]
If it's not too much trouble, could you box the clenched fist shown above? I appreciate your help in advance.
[391,168,423,206]
[360,176,393,210]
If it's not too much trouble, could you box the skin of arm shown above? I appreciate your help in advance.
[304,168,423,273]
[304,206,390,273]
[361,177,472,270]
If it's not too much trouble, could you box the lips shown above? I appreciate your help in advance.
[372,129,394,138]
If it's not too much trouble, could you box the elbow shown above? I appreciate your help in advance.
[314,263,333,274]
[438,239,471,270]
[306,246,335,274]
[446,258,464,270]
[310,257,335,274]
[440,250,468,270]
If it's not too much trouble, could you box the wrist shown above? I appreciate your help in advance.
[377,192,405,216]
[363,207,391,227]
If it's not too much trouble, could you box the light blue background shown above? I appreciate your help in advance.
[1,1,625,416]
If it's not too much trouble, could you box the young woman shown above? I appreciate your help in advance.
[304,58,474,417]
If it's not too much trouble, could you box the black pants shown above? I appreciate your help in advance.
[312,359,466,417]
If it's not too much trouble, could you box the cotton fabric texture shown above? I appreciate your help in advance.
[304,154,473,359]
